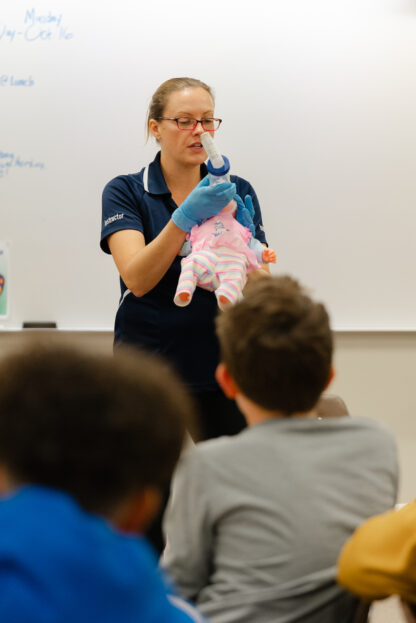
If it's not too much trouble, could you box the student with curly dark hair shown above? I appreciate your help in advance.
[0,343,203,623]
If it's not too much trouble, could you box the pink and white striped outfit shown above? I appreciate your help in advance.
[174,212,263,311]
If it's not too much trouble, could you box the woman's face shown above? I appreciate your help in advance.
[150,87,215,168]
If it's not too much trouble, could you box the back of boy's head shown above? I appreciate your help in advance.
[0,342,194,515]
[216,275,333,415]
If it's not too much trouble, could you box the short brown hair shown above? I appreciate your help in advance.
[0,343,194,515]
[216,276,333,415]
[146,77,214,140]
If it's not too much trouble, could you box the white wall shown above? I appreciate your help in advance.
[331,332,416,503]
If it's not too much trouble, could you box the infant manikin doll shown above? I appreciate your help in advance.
[174,199,276,311]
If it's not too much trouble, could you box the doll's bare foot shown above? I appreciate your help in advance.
[218,295,233,310]
[178,292,191,304]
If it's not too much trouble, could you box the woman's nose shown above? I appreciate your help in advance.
[193,120,205,134]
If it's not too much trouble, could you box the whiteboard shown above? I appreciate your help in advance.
[1,0,415,330]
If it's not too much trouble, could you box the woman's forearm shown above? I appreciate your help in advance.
[109,221,186,297]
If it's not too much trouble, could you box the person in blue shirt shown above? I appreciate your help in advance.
[0,342,204,623]
[101,77,269,442]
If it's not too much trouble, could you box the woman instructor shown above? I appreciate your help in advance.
[101,77,268,440]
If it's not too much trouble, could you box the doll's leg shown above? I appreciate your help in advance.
[215,252,247,311]
[174,257,199,307]
[174,252,217,307]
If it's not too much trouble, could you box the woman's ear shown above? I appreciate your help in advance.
[148,119,161,141]
[215,362,239,399]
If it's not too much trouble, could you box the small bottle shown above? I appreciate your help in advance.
[200,132,236,212]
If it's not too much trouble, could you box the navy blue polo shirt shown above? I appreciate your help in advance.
[101,151,267,391]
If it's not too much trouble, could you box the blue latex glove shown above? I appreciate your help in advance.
[235,194,255,236]
[172,176,236,233]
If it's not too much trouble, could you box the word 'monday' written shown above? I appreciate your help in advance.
[0,9,74,43]
[0,151,45,178]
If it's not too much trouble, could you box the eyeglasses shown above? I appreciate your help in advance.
[156,117,222,131]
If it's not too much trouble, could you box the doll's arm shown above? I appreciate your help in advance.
[178,225,199,257]
[249,238,276,264]
[178,240,192,257]
[262,247,277,263]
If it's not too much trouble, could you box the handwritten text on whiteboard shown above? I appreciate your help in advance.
[0,9,74,43]
[0,151,45,178]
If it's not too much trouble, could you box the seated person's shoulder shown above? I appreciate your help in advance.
[178,433,251,476]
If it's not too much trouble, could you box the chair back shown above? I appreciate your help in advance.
[351,600,370,623]
[316,394,349,418]
[401,599,416,623]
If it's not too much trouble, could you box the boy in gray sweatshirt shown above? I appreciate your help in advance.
[162,275,398,623]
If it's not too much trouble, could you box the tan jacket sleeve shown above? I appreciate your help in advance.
[337,500,416,604]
